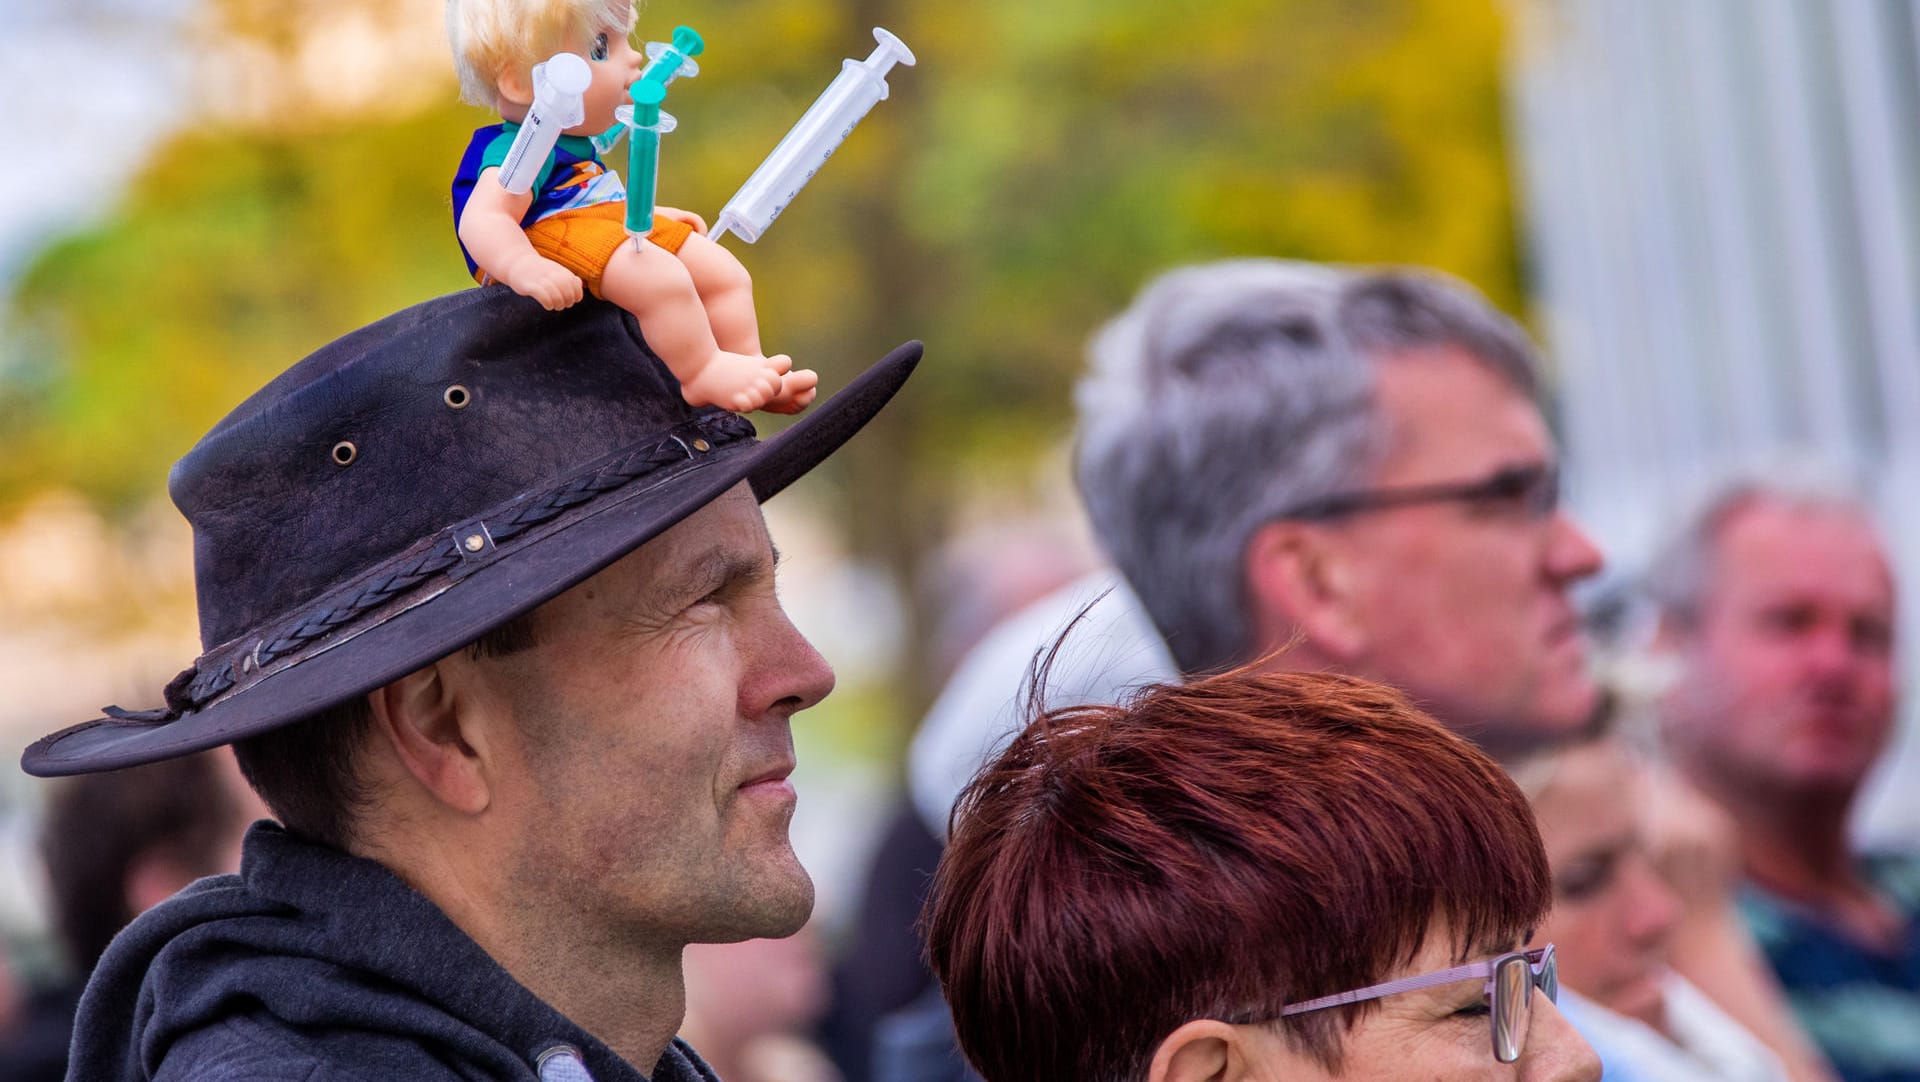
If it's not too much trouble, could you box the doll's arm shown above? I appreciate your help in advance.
[459,168,584,310]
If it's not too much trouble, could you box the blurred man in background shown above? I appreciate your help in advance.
[911,259,1605,831]
[1652,474,1918,1082]
[0,750,258,1081]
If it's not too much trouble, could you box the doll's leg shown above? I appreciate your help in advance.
[676,233,768,356]
[599,241,783,413]
[677,234,819,413]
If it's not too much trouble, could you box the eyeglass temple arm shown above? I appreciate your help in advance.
[1277,961,1497,1016]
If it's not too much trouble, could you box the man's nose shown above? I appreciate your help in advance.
[1544,510,1604,584]
[751,606,837,718]
[1520,996,1603,1082]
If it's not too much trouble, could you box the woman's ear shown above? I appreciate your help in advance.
[1149,1020,1236,1082]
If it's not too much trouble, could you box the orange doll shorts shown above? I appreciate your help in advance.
[480,203,695,298]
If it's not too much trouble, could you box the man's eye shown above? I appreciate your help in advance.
[590,33,610,61]
[1454,1000,1492,1019]
[1555,855,1616,902]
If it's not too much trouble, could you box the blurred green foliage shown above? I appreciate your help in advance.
[0,0,1517,703]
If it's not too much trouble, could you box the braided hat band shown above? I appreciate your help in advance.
[107,414,753,726]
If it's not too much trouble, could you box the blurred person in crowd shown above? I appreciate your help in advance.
[1518,721,1792,1081]
[0,750,259,1082]
[1650,473,1917,1082]
[18,292,918,1080]
[909,259,1604,838]
[681,929,842,1082]
[826,518,1094,1079]
[926,667,1601,1082]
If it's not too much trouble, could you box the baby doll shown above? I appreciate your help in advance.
[448,0,816,413]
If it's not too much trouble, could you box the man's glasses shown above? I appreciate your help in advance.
[1271,944,1558,1064]
[1273,463,1560,522]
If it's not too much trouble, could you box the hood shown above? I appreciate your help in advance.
[70,822,713,1082]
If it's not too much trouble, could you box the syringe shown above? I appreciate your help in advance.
[496,53,591,195]
[592,28,703,155]
[709,28,916,244]
[617,26,704,239]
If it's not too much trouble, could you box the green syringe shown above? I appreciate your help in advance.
[617,26,705,239]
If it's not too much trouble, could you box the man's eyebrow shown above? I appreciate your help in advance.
[658,544,774,604]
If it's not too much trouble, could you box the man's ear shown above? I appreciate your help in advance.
[1244,521,1367,662]
[366,664,493,817]
[1149,1020,1251,1082]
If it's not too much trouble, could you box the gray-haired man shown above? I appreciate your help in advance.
[910,259,1605,829]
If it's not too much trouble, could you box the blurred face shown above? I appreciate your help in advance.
[1156,932,1600,1082]
[1331,349,1604,754]
[1527,741,1681,1028]
[479,485,835,946]
[1662,501,1897,800]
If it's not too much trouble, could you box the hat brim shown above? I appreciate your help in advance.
[22,341,921,777]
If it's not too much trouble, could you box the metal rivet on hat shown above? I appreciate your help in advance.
[692,438,712,453]
[463,533,485,553]
[443,385,471,409]
[331,441,358,467]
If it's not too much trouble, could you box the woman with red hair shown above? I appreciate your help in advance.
[925,669,1600,1081]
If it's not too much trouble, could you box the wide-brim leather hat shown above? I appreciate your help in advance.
[22,287,920,776]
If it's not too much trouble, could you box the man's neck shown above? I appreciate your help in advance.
[1682,764,1904,950]
[490,911,688,1072]
[362,830,688,1071]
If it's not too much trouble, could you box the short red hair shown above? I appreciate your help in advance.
[924,668,1550,1081]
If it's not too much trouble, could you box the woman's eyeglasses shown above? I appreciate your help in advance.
[1270,944,1559,1063]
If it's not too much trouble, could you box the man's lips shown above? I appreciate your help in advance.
[739,764,796,791]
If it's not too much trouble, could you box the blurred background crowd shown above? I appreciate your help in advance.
[2,0,1918,1080]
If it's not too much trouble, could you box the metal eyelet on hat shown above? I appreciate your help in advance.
[331,441,358,467]
[443,385,471,409]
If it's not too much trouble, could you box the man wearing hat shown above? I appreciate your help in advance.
[22,289,919,1082]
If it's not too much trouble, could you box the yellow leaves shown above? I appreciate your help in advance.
[4,0,1524,515]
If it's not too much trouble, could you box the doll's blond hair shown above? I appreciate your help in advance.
[447,0,637,107]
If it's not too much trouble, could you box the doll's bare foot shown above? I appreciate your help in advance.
[763,367,820,414]
[678,351,787,413]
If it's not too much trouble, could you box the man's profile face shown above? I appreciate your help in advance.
[1663,501,1897,798]
[478,483,834,945]
[1326,347,1604,753]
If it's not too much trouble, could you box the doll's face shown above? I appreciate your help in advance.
[571,22,645,134]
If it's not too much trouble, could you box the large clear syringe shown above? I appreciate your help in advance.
[496,53,591,195]
[709,28,915,244]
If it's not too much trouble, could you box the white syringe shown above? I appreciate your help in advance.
[709,28,916,243]
[497,53,591,195]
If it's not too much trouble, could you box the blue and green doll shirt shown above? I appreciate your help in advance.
[450,123,628,278]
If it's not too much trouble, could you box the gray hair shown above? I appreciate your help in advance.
[1073,260,1544,673]
[1643,462,1876,626]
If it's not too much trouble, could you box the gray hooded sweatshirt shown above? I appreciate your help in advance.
[66,821,721,1082]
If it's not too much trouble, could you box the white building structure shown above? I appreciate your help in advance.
[1509,0,1920,845]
